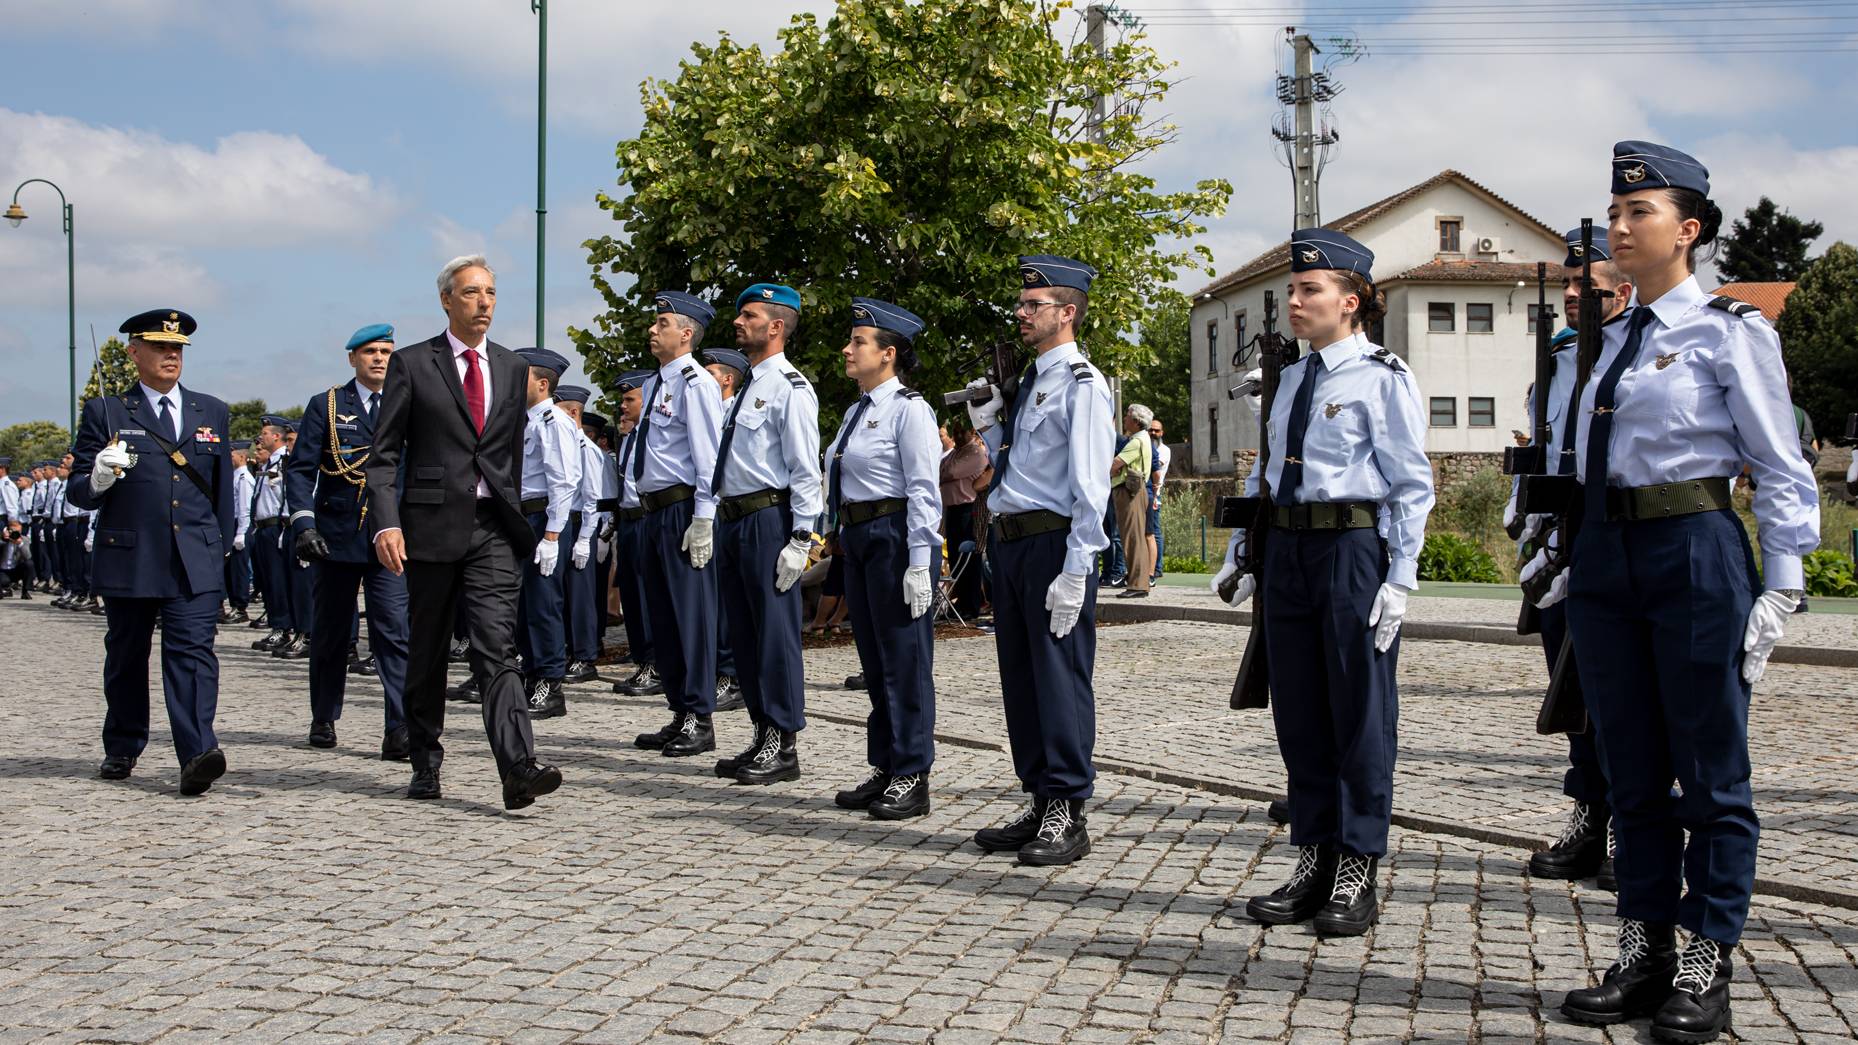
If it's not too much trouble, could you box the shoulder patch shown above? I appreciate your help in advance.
[1368,347,1407,372]
[898,389,923,401]
[1707,296,1759,318]
[783,370,808,389]
[1067,361,1094,382]
[681,364,699,380]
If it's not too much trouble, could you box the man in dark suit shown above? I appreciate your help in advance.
[67,309,237,796]
[365,255,562,811]
[287,323,411,759]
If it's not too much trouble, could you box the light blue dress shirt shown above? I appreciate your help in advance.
[521,400,583,534]
[636,356,725,520]
[717,352,825,532]
[577,432,615,528]
[1573,274,1819,589]
[828,377,943,568]
[616,428,643,511]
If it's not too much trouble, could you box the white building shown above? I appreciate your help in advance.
[1187,170,1569,474]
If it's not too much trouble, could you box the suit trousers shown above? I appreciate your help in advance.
[285,547,314,636]
[717,504,806,734]
[638,498,716,714]
[841,511,936,775]
[102,588,221,764]
[613,516,654,666]
[989,527,1098,800]
[309,559,408,730]
[401,503,537,777]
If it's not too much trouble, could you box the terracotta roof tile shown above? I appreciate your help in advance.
[1708,282,1795,317]
[1380,259,1546,284]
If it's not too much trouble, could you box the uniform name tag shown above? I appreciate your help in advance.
[119,428,146,436]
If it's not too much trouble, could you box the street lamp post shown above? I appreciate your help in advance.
[532,0,548,353]
[6,179,76,435]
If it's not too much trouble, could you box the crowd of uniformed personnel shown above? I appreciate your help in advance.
[1,137,1825,1044]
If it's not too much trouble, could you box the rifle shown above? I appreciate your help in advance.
[1503,264,1556,636]
[1213,289,1299,710]
[942,339,1027,410]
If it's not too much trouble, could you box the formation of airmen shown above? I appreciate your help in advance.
[8,138,1823,1045]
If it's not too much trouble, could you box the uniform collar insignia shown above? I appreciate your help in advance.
[1324,403,1341,419]
[1655,352,1679,370]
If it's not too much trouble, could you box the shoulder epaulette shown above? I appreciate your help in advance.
[1068,361,1093,382]
[681,364,699,380]
[1368,347,1407,372]
[898,389,923,401]
[783,370,808,389]
[1707,296,1759,318]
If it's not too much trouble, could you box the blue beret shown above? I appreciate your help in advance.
[231,439,252,450]
[345,323,395,352]
[517,347,570,377]
[1550,327,1579,350]
[119,308,195,345]
[1018,255,1096,293]
[735,283,802,313]
[1289,229,1375,281]
[555,384,590,404]
[653,290,716,326]
[700,348,751,377]
[616,369,655,392]
[1612,140,1709,197]
[1563,227,1612,269]
[260,414,294,429]
[850,297,925,342]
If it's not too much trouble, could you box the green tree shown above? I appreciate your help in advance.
[572,0,1230,417]
[0,420,73,468]
[228,400,271,442]
[79,336,137,404]
[1718,197,1823,283]
[1776,241,1858,441]
[1118,288,1188,433]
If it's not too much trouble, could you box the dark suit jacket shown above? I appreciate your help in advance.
[287,379,391,563]
[364,333,532,563]
[67,386,236,598]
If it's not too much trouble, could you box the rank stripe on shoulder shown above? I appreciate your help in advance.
[899,389,923,401]
[1368,347,1407,371]
[1067,361,1093,382]
[1706,295,1759,318]
[783,371,808,388]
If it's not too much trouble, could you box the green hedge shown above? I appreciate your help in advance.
[1804,548,1858,597]
[1417,532,1503,584]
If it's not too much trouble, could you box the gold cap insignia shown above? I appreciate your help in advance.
[1299,249,1320,263]
[761,289,774,298]
[1571,244,1584,258]
[1655,352,1679,370]
[1622,163,1647,184]
[852,305,869,320]
[1324,403,1341,419]
[1022,270,1041,286]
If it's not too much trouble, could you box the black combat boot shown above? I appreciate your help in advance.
[1530,801,1609,880]
[735,730,799,785]
[1651,935,1732,1043]
[1561,919,1679,1025]
[526,678,566,719]
[716,722,769,778]
[1596,821,1617,892]
[1018,798,1089,866]
[661,713,715,757]
[834,767,890,810]
[635,710,684,750]
[1313,853,1379,936]
[1246,845,1337,925]
[974,797,1046,853]
[868,772,930,819]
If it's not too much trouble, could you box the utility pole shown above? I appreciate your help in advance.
[1289,32,1321,229]
[532,0,548,352]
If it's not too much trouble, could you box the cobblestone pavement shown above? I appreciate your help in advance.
[3,599,1857,1043]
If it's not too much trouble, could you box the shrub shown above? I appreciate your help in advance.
[1804,548,1858,597]
[1158,486,1211,562]
[1417,532,1502,584]
[1161,554,1211,575]
[1432,467,1511,546]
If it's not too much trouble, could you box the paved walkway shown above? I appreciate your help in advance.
[2,599,1856,1043]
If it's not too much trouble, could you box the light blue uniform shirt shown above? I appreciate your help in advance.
[1574,274,1819,590]
[0,475,18,519]
[1229,332,1436,589]
[829,377,943,568]
[47,478,65,523]
[521,400,583,534]
[717,352,825,532]
[616,429,643,511]
[577,433,615,527]
[982,341,1116,577]
[635,356,725,521]
[233,466,255,543]
[254,455,286,519]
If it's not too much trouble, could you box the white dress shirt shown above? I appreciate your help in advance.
[445,329,494,498]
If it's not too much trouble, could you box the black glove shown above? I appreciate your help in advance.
[294,527,331,562]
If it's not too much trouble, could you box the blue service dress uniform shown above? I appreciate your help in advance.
[609,373,658,692]
[515,390,582,699]
[250,444,292,634]
[565,410,615,670]
[225,451,255,613]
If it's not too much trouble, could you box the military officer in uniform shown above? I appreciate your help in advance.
[697,346,748,712]
[0,457,17,532]
[67,309,236,794]
[250,416,296,651]
[550,385,613,685]
[608,371,661,698]
[273,418,313,660]
[629,292,725,757]
[513,347,582,719]
[1551,143,1820,1043]
[709,284,823,786]
[286,323,412,759]
[221,440,255,624]
[964,256,1114,866]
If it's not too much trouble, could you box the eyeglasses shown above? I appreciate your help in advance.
[1013,300,1067,315]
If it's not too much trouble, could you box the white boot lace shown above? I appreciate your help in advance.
[751,728,782,765]
[1555,802,1594,847]
[1614,918,1649,970]
[1287,846,1324,890]
[882,773,921,801]
[1673,935,1723,994]
[1330,854,1372,903]
[1035,800,1075,843]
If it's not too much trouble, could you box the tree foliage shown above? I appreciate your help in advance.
[1718,196,1823,283]
[79,336,137,404]
[228,400,272,442]
[0,420,73,468]
[571,0,1231,417]
[1776,241,1858,441]
[1118,288,1189,434]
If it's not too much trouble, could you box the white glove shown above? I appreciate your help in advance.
[534,537,559,577]
[1044,570,1088,638]
[91,440,132,492]
[84,535,93,552]
[682,516,714,569]
[1519,547,1569,609]
[572,534,592,570]
[965,377,1003,432]
[774,537,811,592]
[1209,561,1255,607]
[233,534,246,552]
[1741,588,1798,683]
[1518,513,1546,546]
[1368,582,1411,653]
[1241,368,1263,419]
[903,565,933,619]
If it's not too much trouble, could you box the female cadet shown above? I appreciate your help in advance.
[1551,142,1818,1043]
[1210,230,1435,938]
[824,298,943,820]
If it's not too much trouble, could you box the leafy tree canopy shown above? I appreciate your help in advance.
[1775,241,1858,442]
[1718,196,1823,283]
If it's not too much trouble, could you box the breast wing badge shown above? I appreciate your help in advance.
[1323,403,1342,419]
[1035,392,1048,406]
[1655,352,1679,370]
[865,418,879,429]
[337,413,358,423]
[754,398,766,409]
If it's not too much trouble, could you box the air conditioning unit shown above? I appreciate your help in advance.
[1477,236,1500,254]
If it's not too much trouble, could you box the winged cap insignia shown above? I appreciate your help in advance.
[1622,163,1647,183]
[1299,249,1319,263]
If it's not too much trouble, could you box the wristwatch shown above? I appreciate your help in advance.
[791,528,812,544]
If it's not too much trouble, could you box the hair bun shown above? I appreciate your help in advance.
[1697,199,1723,246]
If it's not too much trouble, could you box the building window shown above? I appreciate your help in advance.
[1527,303,1547,334]
[1438,218,1462,253]
[1428,303,1455,332]
[1207,404,1219,461]
[1468,397,1495,427]
[1467,303,1494,333]
[1206,320,1219,377]
[1234,312,1248,366]
[1430,397,1457,427]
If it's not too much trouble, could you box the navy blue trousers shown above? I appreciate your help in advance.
[1262,527,1398,859]
[43,517,63,585]
[989,527,1097,800]
[285,547,313,636]
[224,547,251,609]
[613,516,654,666]
[842,511,937,775]
[718,504,806,734]
[59,518,90,595]
[1539,602,1607,805]
[309,559,408,730]
[639,498,716,714]
[517,512,577,679]
[1569,509,1760,945]
[250,529,288,628]
[565,516,602,663]
[30,518,51,578]
[102,589,221,765]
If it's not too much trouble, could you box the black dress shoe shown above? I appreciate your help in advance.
[89,598,105,615]
[345,643,362,668]
[407,766,441,800]
[1313,854,1379,936]
[662,713,715,757]
[1530,801,1609,880]
[1266,798,1291,825]
[1562,920,1679,1026]
[349,654,378,677]
[380,726,410,761]
[835,767,890,810]
[716,723,769,778]
[563,660,598,684]
[249,612,270,629]
[502,759,563,811]
[253,629,286,651]
[275,635,311,659]
[635,711,684,750]
[868,772,930,820]
[224,607,249,625]
[447,638,470,663]
[974,798,1046,853]
[735,730,799,785]
[447,676,481,703]
[1018,798,1089,865]
[97,755,136,780]
[1246,845,1338,925]
[1115,588,1149,599]
[844,673,866,691]
[1651,937,1732,1043]
[178,748,227,796]
[308,720,336,749]
[616,663,663,696]
[714,674,745,712]
[526,678,566,719]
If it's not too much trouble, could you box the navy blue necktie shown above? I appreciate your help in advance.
[993,361,1039,481]
[366,392,378,429]
[631,376,662,481]
[615,432,631,501]
[1582,307,1654,522]
[827,395,873,529]
[1275,353,1325,505]
[710,389,749,494]
[157,397,177,444]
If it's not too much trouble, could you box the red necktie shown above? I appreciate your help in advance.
[462,348,486,434]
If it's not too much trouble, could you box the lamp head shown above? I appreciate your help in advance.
[3,203,25,228]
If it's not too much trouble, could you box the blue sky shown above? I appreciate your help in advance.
[3,0,1855,429]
